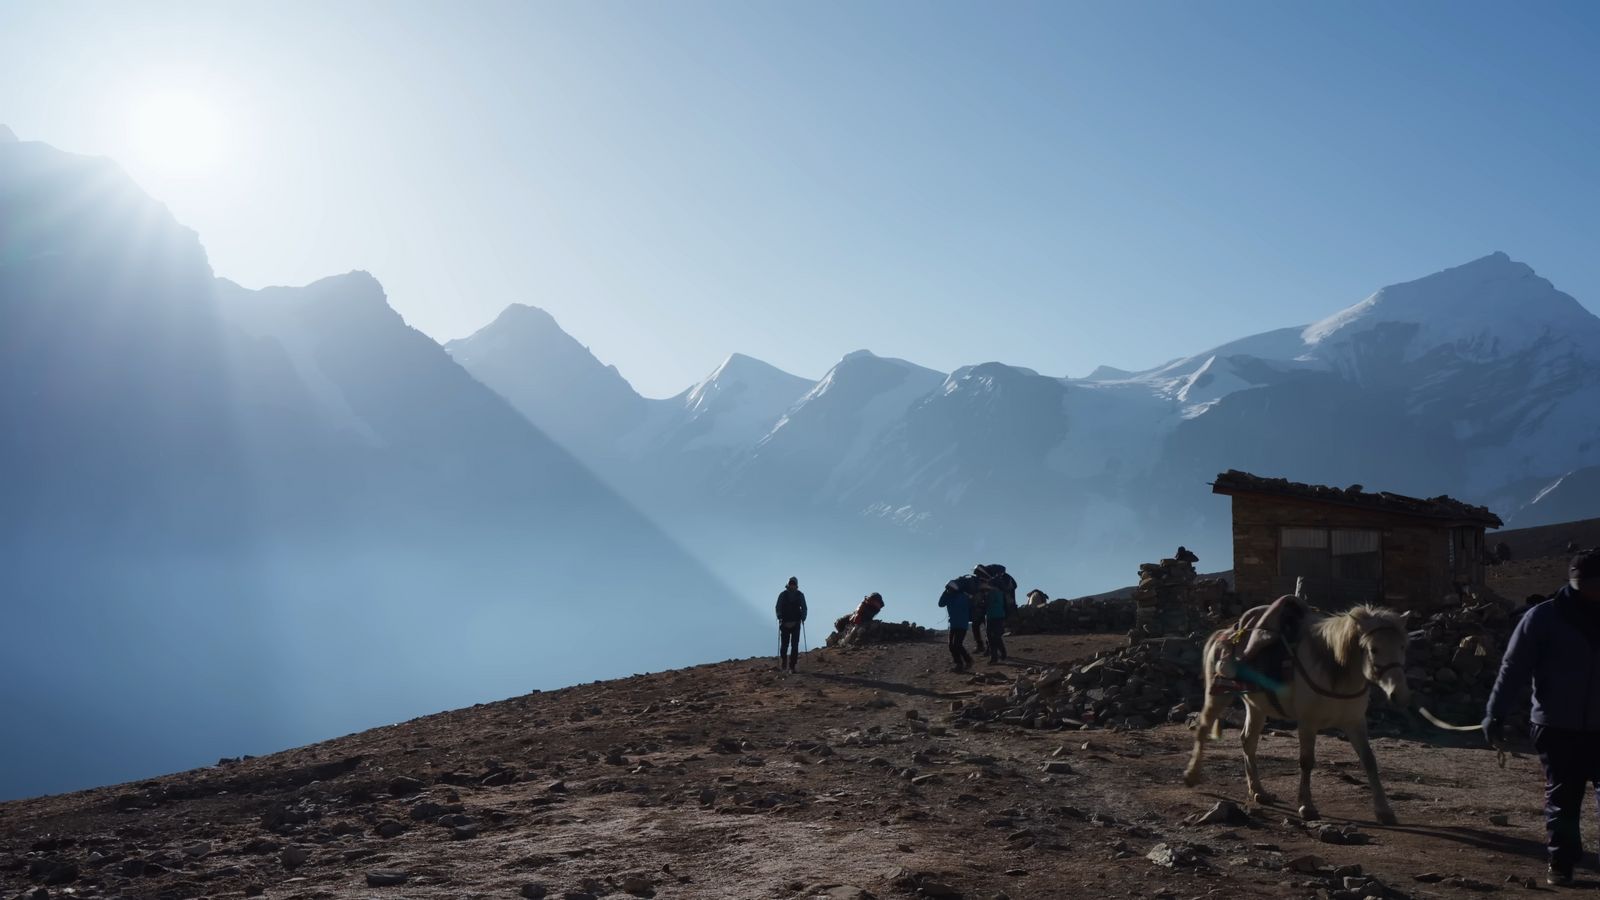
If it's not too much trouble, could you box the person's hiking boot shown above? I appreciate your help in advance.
[1547,865,1573,886]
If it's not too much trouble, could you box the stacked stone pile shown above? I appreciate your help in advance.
[1007,596,1136,634]
[1132,559,1203,640]
[958,637,1206,730]
[825,615,937,648]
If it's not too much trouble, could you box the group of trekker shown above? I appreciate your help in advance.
[939,564,1018,671]
[772,564,1019,674]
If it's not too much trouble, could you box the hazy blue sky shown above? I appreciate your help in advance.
[2,1,1596,396]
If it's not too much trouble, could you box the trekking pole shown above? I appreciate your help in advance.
[802,622,808,653]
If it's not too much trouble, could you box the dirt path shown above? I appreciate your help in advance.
[0,632,1586,899]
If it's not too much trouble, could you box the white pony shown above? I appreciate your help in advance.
[1184,603,1411,824]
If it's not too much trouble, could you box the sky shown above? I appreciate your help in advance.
[2,1,1597,398]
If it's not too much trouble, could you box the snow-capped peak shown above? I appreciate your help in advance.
[681,353,811,417]
[1302,252,1600,363]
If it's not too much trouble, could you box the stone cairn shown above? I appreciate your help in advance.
[1130,557,1240,642]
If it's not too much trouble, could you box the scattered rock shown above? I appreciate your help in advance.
[1313,824,1370,845]
[26,860,78,885]
[1189,800,1249,826]
[388,775,425,795]
[365,869,409,887]
[1286,854,1326,874]
[1146,842,1205,868]
[620,874,655,896]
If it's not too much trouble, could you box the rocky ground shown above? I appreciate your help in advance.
[1,626,1585,900]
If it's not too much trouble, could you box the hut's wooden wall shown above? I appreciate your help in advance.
[1229,493,1482,611]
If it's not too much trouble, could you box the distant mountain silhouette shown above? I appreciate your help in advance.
[0,137,766,800]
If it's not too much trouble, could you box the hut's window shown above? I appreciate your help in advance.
[1332,529,1382,580]
[1280,527,1331,577]
[1279,527,1381,581]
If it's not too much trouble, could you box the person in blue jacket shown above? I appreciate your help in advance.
[1484,551,1600,887]
[939,580,975,672]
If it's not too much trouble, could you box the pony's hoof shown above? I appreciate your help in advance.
[1182,770,1202,788]
[1298,805,1320,821]
[1376,809,1398,826]
[1251,791,1276,805]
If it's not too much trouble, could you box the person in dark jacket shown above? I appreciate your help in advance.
[775,577,807,673]
[939,581,975,672]
[1484,551,1600,886]
[983,579,1008,664]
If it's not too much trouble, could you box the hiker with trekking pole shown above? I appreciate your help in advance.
[776,576,807,674]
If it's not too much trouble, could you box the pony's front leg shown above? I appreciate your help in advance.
[1296,727,1319,820]
[1348,723,1397,825]
[1241,702,1274,804]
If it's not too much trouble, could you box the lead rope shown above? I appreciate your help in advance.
[1413,704,1511,768]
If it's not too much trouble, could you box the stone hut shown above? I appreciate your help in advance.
[1213,470,1502,611]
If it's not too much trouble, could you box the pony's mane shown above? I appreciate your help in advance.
[1309,605,1406,671]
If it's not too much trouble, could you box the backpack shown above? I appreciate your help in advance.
[979,564,1018,611]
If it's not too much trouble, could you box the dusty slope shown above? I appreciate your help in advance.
[0,631,1579,899]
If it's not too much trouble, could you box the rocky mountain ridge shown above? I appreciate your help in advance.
[450,252,1600,602]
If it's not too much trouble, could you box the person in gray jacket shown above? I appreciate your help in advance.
[1484,551,1600,886]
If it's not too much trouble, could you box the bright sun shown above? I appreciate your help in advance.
[130,91,226,176]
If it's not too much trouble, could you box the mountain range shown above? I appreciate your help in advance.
[448,250,1600,597]
[4,126,1598,797]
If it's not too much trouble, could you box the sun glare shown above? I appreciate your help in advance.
[130,91,226,176]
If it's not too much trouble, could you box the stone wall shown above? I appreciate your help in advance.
[1007,596,1135,635]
